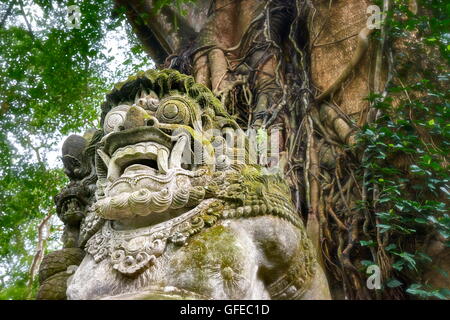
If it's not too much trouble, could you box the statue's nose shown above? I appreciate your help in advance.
[123,105,148,130]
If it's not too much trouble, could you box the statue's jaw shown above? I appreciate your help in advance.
[94,168,205,221]
[55,184,90,226]
[99,126,190,183]
[106,141,170,182]
[59,197,85,225]
[94,128,207,221]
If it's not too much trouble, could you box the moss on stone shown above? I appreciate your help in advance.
[172,225,243,294]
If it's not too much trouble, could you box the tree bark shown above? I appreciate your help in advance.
[27,213,52,298]
[114,0,448,299]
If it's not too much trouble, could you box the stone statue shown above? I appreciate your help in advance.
[38,69,330,300]
[37,131,99,299]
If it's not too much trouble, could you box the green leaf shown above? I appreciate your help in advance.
[387,279,403,288]
[361,260,376,267]
[360,240,376,247]
[385,243,397,251]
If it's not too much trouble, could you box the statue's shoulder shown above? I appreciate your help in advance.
[220,215,319,300]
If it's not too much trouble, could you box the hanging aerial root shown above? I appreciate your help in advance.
[320,103,357,145]
[306,130,324,268]
[193,52,211,88]
[209,48,230,94]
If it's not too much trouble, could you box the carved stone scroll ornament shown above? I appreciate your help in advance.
[46,69,331,300]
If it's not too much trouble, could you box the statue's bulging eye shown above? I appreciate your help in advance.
[156,97,190,124]
[163,103,179,119]
[103,105,130,133]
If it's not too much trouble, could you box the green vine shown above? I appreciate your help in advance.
[356,0,449,300]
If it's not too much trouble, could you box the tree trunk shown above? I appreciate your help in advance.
[27,213,52,298]
[113,0,448,299]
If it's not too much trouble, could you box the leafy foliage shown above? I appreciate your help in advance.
[0,0,151,299]
[357,0,449,300]
[0,0,448,301]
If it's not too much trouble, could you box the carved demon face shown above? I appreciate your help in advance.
[92,71,239,225]
[47,70,329,301]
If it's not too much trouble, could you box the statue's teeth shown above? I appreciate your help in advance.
[169,136,187,169]
[108,141,171,179]
[112,142,161,160]
[136,144,145,154]
[97,149,111,166]
[157,148,169,173]
[146,143,157,155]
[107,161,121,182]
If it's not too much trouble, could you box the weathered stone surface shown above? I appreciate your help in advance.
[38,248,84,283]
[68,216,329,299]
[36,248,85,300]
[37,271,72,300]
[41,69,331,300]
